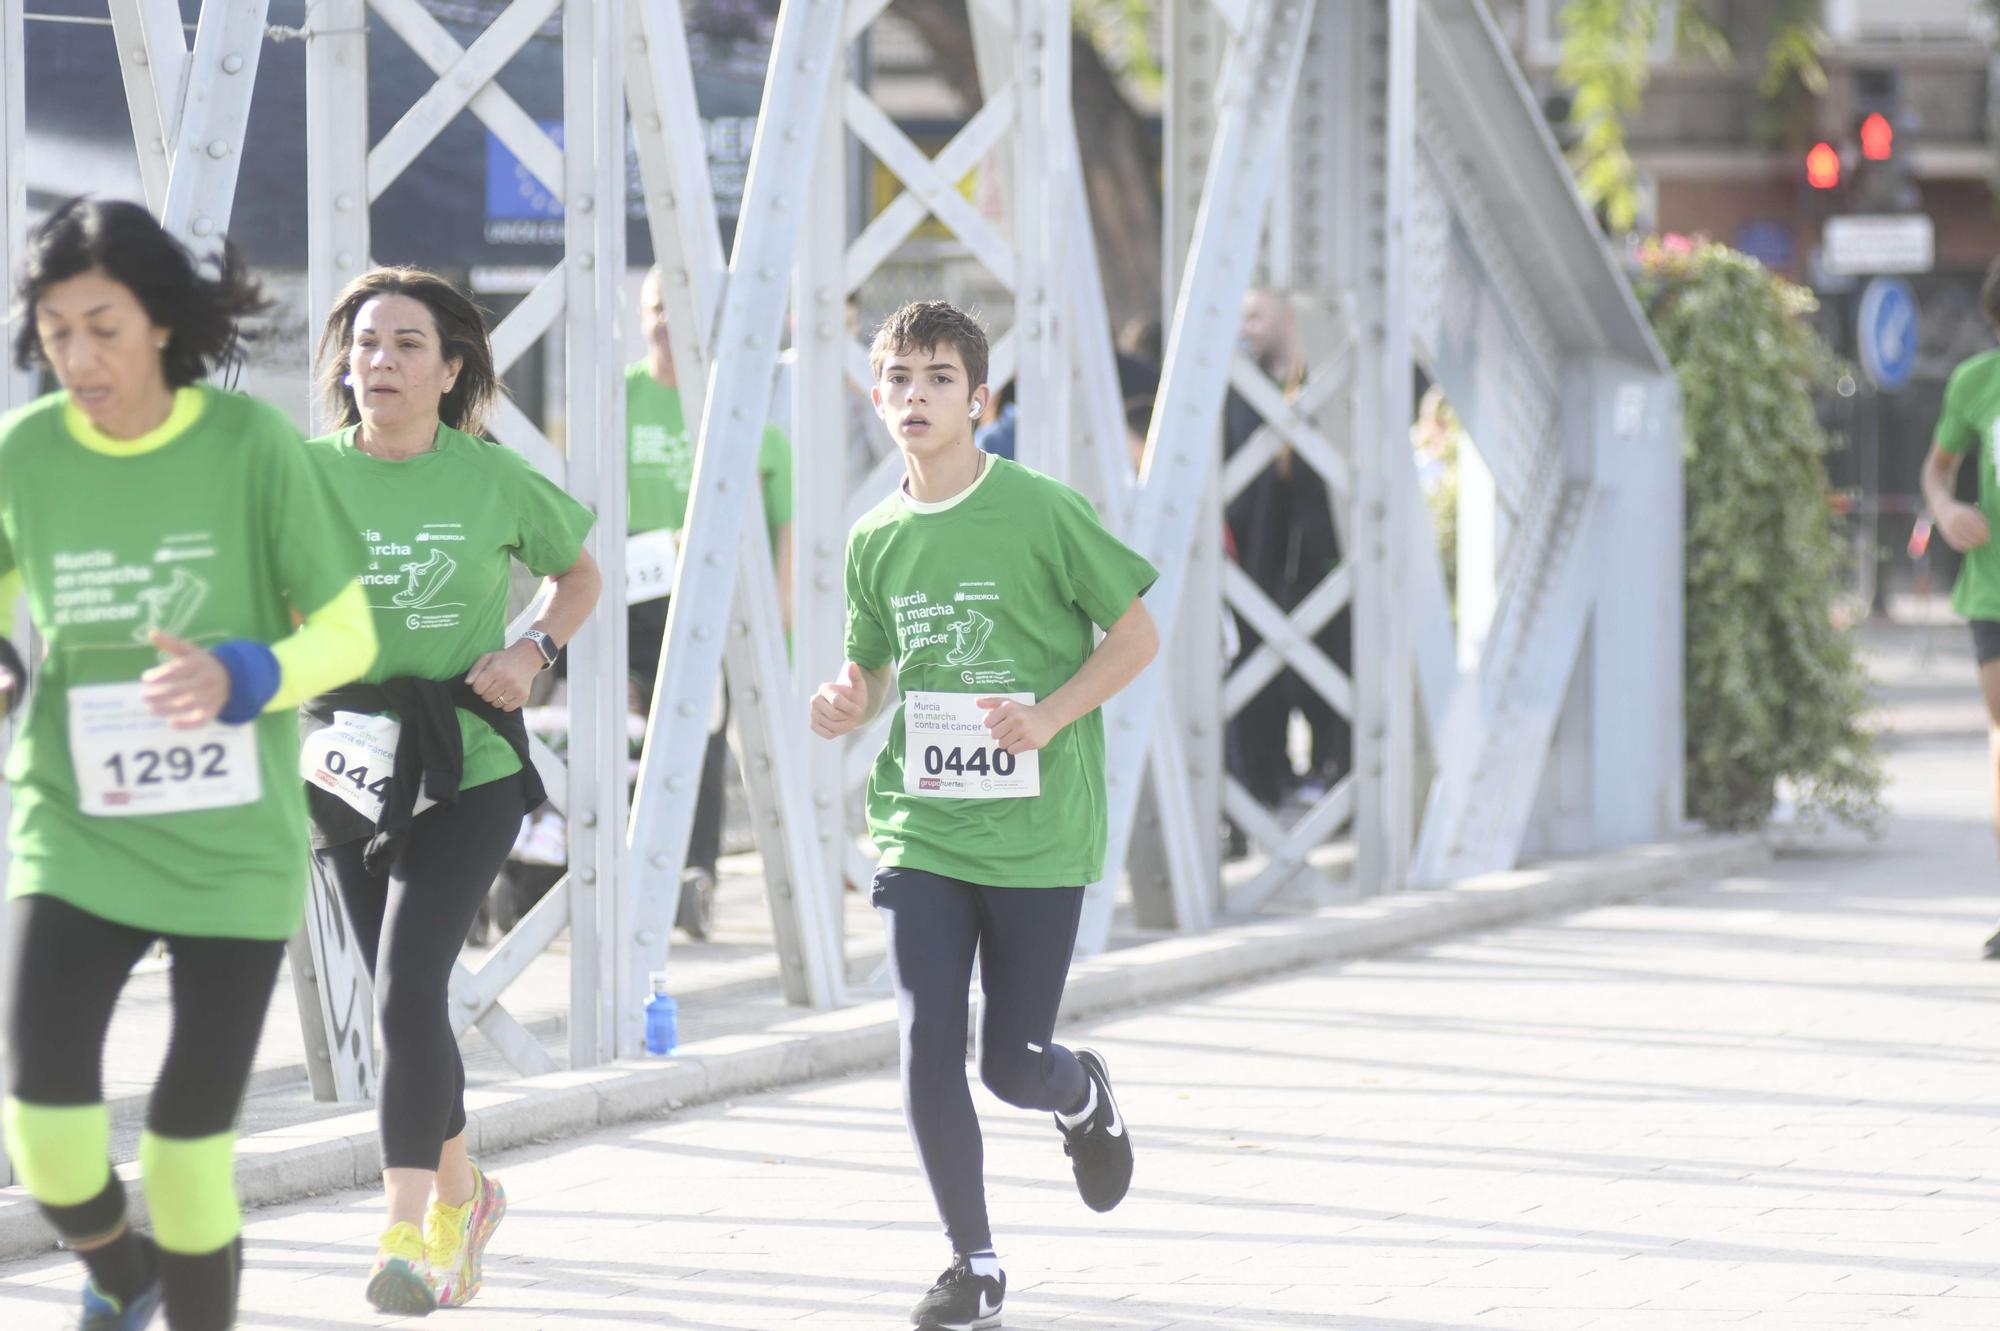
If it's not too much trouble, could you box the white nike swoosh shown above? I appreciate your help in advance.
[1103,1095,1125,1138]
[979,1292,1001,1318]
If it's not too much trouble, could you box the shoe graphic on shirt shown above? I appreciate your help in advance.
[131,568,207,645]
[945,610,995,666]
[393,548,457,609]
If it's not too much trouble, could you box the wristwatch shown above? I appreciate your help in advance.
[519,629,559,670]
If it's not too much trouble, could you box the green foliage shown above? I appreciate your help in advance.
[1413,389,1463,608]
[1633,238,1884,833]
[1073,0,1161,94]
[1558,0,1827,235]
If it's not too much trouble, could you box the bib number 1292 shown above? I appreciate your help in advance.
[68,682,263,817]
[101,743,232,789]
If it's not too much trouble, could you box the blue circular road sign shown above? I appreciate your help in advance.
[1857,277,1919,392]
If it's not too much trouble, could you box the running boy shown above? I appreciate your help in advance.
[811,302,1158,1330]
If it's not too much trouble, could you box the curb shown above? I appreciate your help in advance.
[0,832,1769,1262]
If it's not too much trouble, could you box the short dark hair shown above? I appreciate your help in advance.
[12,197,267,387]
[316,266,501,436]
[1982,258,2000,331]
[869,300,989,391]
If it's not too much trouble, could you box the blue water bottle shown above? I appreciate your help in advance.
[645,972,678,1055]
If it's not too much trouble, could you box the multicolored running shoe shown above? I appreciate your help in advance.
[365,1220,438,1316]
[428,1161,507,1308]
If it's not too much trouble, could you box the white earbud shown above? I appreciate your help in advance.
[968,403,982,420]
[343,373,356,387]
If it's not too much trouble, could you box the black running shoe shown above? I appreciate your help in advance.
[1059,1047,1133,1212]
[1983,925,2000,959]
[910,1255,1004,1330]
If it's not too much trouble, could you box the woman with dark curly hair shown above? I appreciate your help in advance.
[0,197,376,1331]
[303,266,600,1314]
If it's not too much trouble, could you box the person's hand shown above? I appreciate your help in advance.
[811,662,868,739]
[466,640,543,712]
[977,697,1061,755]
[1940,502,1991,553]
[141,631,230,729]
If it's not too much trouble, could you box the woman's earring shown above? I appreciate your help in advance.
[343,373,356,387]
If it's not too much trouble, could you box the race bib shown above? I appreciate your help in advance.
[627,528,679,604]
[300,711,400,824]
[68,682,261,818]
[902,691,1040,800]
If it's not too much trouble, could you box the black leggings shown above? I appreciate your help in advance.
[5,893,284,1328]
[318,775,525,1169]
[871,867,1089,1255]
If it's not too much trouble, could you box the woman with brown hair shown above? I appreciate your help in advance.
[303,266,601,1314]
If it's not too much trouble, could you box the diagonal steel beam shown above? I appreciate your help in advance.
[108,0,190,213]
[157,0,269,245]
[1081,0,1319,954]
[368,0,563,204]
[626,0,848,1022]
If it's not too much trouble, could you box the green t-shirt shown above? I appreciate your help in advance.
[625,362,793,538]
[305,423,596,791]
[1937,349,2000,620]
[0,387,365,939]
[844,457,1158,887]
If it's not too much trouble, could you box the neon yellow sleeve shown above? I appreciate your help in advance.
[266,581,377,712]
[0,569,20,639]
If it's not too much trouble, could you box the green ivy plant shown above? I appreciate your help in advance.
[1633,238,1883,832]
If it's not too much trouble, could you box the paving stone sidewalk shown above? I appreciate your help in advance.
[3,626,1996,1329]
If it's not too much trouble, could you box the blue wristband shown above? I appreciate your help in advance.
[211,639,281,725]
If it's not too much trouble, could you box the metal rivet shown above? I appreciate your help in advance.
[222,54,244,75]
[678,702,697,717]
[581,869,598,884]
[638,930,658,945]
[650,852,669,869]
[206,140,229,160]
[192,217,215,237]
[581,813,598,828]
[578,255,596,271]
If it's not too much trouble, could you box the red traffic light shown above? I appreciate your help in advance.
[1861,112,1894,161]
[1806,141,1841,189]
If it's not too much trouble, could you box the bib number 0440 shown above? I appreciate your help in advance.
[902,691,1040,800]
[919,744,1018,779]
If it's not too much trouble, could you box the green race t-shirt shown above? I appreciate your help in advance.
[844,456,1157,887]
[0,387,365,939]
[626,362,793,538]
[1937,349,2000,620]
[306,423,596,791]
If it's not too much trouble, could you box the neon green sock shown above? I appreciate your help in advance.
[138,1130,240,1255]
